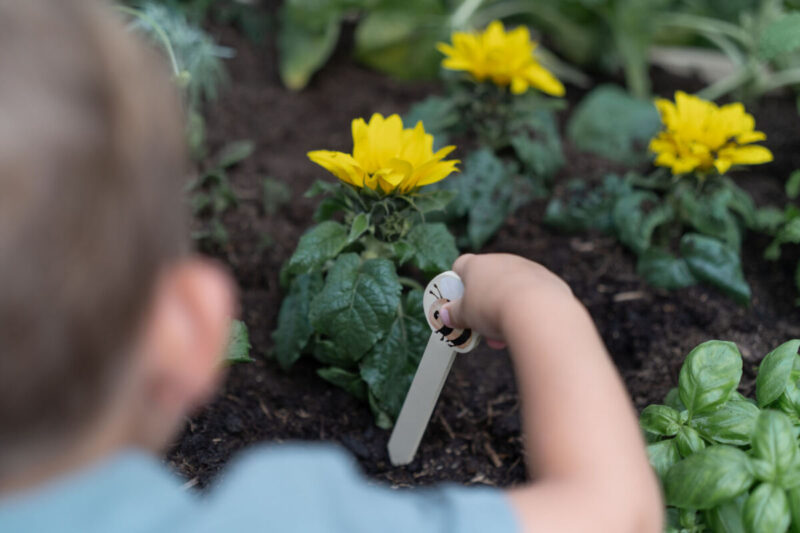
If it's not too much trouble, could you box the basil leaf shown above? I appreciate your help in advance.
[787,487,800,533]
[676,426,706,458]
[743,483,791,533]
[751,410,798,483]
[705,497,747,533]
[757,340,800,407]
[692,398,760,446]
[286,221,349,275]
[272,272,323,369]
[647,439,681,480]
[664,387,686,411]
[640,405,682,436]
[309,254,402,361]
[637,248,697,290]
[665,446,754,510]
[679,340,743,419]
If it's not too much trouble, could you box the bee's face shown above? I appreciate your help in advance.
[428,299,448,329]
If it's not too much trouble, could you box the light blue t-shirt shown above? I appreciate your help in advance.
[0,444,518,533]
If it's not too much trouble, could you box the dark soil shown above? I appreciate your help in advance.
[166,24,800,490]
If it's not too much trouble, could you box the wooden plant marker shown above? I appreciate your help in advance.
[388,271,480,466]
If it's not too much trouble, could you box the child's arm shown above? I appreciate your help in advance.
[441,254,663,533]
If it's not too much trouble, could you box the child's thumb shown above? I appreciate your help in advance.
[441,301,466,330]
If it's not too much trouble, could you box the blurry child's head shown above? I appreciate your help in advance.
[0,0,234,485]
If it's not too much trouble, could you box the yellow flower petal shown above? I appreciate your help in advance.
[438,20,563,97]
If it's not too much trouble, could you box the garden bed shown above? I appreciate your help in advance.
[166,24,800,490]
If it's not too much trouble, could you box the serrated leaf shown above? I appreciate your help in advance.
[402,223,458,276]
[675,184,743,251]
[647,439,681,479]
[272,272,323,369]
[360,290,429,421]
[613,191,674,255]
[286,221,349,275]
[404,96,459,142]
[679,340,743,418]
[509,109,564,181]
[681,233,751,305]
[225,320,253,364]
[567,84,661,165]
[743,483,791,533]
[766,218,800,261]
[637,247,697,290]
[317,367,367,401]
[305,179,341,198]
[347,213,370,244]
[757,341,800,407]
[311,338,356,369]
[405,189,457,215]
[665,445,754,509]
[309,254,401,361]
[759,13,800,61]
[544,175,631,233]
[217,140,255,168]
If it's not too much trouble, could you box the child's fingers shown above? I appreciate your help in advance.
[451,253,475,277]
[440,301,466,330]
[486,339,507,350]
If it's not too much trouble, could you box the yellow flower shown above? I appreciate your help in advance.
[307,113,459,194]
[649,91,773,176]
[436,20,565,97]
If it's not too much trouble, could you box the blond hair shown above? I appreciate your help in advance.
[0,0,187,464]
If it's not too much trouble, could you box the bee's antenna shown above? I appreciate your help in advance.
[431,284,443,299]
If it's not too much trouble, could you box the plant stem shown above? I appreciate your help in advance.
[659,13,753,47]
[759,67,800,94]
[117,6,181,77]
[695,66,752,101]
[450,0,486,29]
[398,276,424,292]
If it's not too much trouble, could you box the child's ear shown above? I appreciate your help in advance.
[140,258,236,417]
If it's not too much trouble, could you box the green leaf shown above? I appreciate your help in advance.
[706,497,747,533]
[613,191,674,255]
[509,110,564,181]
[665,445,754,510]
[217,140,255,168]
[755,207,789,235]
[404,96,459,141]
[354,9,446,80]
[317,367,367,401]
[692,398,760,446]
[640,404,682,436]
[751,410,798,483]
[743,483,791,533]
[272,272,323,369]
[309,254,402,361]
[305,179,340,198]
[544,175,631,234]
[787,170,800,200]
[406,189,457,214]
[286,221,349,275]
[787,487,800,533]
[402,223,458,276]
[681,233,751,305]
[679,340,743,418]
[278,2,341,90]
[676,426,706,457]
[566,84,661,165]
[225,320,253,364]
[263,177,292,216]
[637,248,697,290]
[360,290,429,421]
[757,341,800,407]
[759,13,800,61]
[647,439,681,479]
[665,387,686,411]
[311,338,356,369]
[347,213,370,244]
[675,184,743,251]
[766,218,800,261]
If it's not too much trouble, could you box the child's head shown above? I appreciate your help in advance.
[0,0,234,483]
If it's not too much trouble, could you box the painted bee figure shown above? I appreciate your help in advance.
[428,283,475,350]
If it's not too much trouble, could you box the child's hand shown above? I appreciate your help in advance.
[441,253,575,345]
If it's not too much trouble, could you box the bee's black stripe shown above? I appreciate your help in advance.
[437,325,453,337]
[451,329,472,348]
